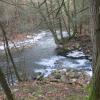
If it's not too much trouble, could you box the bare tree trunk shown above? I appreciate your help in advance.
[44,0,60,44]
[0,68,14,100]
[63,0,71,37]
[79,24,82,34]
[31,0,59,44]
[67,0,71,35]
[73,0,77,34]
[56,0,64,41]
[90,0,100,99]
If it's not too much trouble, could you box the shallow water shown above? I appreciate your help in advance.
[0,31,92,78]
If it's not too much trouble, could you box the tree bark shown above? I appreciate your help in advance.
[0,68,14,100]
[73,0,77,34]
[90,0,100,99]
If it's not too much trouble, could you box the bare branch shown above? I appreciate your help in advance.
[56,0,65,17]
[76,7,89,15]
[39,0,47,7]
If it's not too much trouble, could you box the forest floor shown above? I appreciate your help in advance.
[0,69,90,100]
[0,81,88,100]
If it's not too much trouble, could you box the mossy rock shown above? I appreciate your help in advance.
[50,70,61,79]
[31,72,44,81]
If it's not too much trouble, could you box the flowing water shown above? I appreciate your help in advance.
[0,31,92,79]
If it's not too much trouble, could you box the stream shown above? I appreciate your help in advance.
[0,31,92,79]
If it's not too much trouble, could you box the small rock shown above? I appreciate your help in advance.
[68,71,76,78]
[61,75,68,82]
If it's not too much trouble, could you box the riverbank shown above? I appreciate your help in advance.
[0,69,90,100]
[67,33,92,56]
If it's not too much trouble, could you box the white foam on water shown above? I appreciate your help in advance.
[62,60,78,68]
[86,71,92,77]
[35,55,90,69]
[0,45,4,50]
[35,56,66,67]
[67,50,85,58]
[33,31,47,42]
[76,59,88,66]
[34,68,56,77]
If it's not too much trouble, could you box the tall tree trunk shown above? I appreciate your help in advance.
[0,68,14,100]
[56,0,64,42]
[67,0,71,35]
[90,0,100,100]
[73,0,77,34]
[44,0,59,44]
[63,1,71,37]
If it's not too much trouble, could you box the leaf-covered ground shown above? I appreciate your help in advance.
[0,79,89,100]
